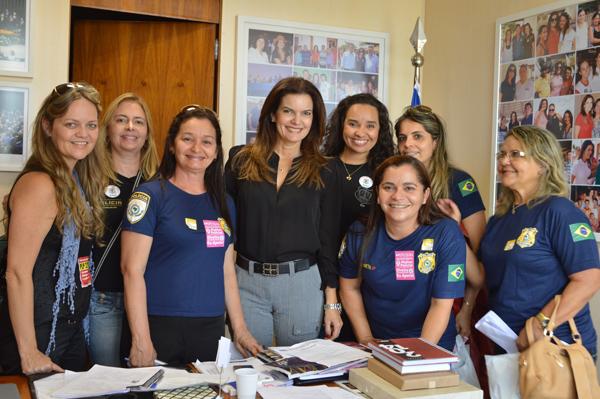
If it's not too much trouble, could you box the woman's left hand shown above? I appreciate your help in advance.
[455,305,472,338]
[233,328,263,358]
[323,309,343,340]
[437,199,462,223]
[516,317,544,351]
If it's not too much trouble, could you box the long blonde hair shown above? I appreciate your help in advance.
[395,106,451,200]
[101,92,158,180]
[496,126,568,216]
[21,82,110,241]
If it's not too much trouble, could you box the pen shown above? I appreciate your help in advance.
[128,368,165,391]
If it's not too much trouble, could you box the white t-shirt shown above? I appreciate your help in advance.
[577,22,589,50]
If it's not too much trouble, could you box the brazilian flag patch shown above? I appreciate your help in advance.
[458,179,477,197]
[448,264,465,282]
[569,223,594,242]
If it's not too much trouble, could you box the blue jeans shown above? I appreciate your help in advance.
[88,290,124,366]
[236,263,323,347]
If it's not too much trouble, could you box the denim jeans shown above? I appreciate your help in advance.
[236,263,323,347]
[88,290,124,366]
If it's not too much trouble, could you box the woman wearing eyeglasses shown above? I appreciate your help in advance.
[121,106,260,366]
[322,93,394,341]
[0,82,109,374]
[338,155,466,350]
[395,106,485,340]
[480,126,600,356]
[87,93,159,367]
[225,77,342,347]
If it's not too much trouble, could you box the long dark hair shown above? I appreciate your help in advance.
[233,77,327,188]
[358,155,445,265]
[323,93,394,169]
[157,106,233,234]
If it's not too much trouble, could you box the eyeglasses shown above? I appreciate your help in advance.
[52,82,88,96]
[496,150,527,161]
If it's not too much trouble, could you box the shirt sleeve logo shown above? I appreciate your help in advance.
[417,252,436,274]
[570,223,594,242]
[516,227,538,248]
[126,192,150,224]
[458,178,477,197]
[448,264,465,282]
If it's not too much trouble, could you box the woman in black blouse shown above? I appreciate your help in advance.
[321,93,394,341]
[225,77,342,346]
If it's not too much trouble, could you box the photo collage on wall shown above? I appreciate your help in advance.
[497,1,600,239]
[245,28,381,144]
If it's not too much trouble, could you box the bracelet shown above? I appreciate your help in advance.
[324,303,342,313]
[535,312,550,329]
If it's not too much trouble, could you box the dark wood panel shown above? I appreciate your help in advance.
[72,20,217,155]
[70,0,220,23]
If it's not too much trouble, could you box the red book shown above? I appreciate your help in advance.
[367,338,458,368]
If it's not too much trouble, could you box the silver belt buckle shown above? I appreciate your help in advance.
[262,263,279,276]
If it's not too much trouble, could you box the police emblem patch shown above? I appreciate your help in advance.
[418,252,436,274]
[569,223,594,242]
[218,217,231,237]
[448,264,465,282]
[458,178,477,197]
[126,192,150,224]
[516,227,538,248]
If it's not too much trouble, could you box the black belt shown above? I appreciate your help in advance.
[236,254,317,276]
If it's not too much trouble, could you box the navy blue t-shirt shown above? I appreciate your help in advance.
[339,218,466,350]
[122,179,235,318]
[448,169,486,220]
[480,196,599,355]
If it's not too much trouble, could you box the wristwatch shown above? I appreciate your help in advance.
[535,312,550,329]
[324,303,342,313]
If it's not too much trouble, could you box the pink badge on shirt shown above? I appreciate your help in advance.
[203,220,225,248]
[395,251,415,280]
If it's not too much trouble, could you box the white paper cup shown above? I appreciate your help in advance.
[235,368,258,399]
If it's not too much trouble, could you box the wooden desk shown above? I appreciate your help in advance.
[0,375,32,399]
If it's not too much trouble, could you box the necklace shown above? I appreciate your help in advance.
[341,160,365,181]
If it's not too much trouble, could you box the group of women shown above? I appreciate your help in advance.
[0,77,599,382]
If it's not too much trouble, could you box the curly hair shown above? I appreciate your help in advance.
[322,93,394,169]
[22,82,110,241]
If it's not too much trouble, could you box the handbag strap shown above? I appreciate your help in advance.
[92,171,143,285]
[564,344,595,399]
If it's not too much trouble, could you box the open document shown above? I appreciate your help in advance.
[45,365,221,398]
[258,339,371,379]
[475,310,519,353]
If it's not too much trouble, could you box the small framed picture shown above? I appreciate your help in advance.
[0,84,28,171]
[0,0,31,76]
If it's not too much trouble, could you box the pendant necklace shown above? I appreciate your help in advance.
[341,161,365,181]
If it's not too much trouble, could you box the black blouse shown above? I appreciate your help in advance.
[225,147,339,289]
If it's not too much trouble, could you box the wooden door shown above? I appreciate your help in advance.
[71,20,216,155]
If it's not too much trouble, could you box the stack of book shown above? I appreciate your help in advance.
[358,338,461,391]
